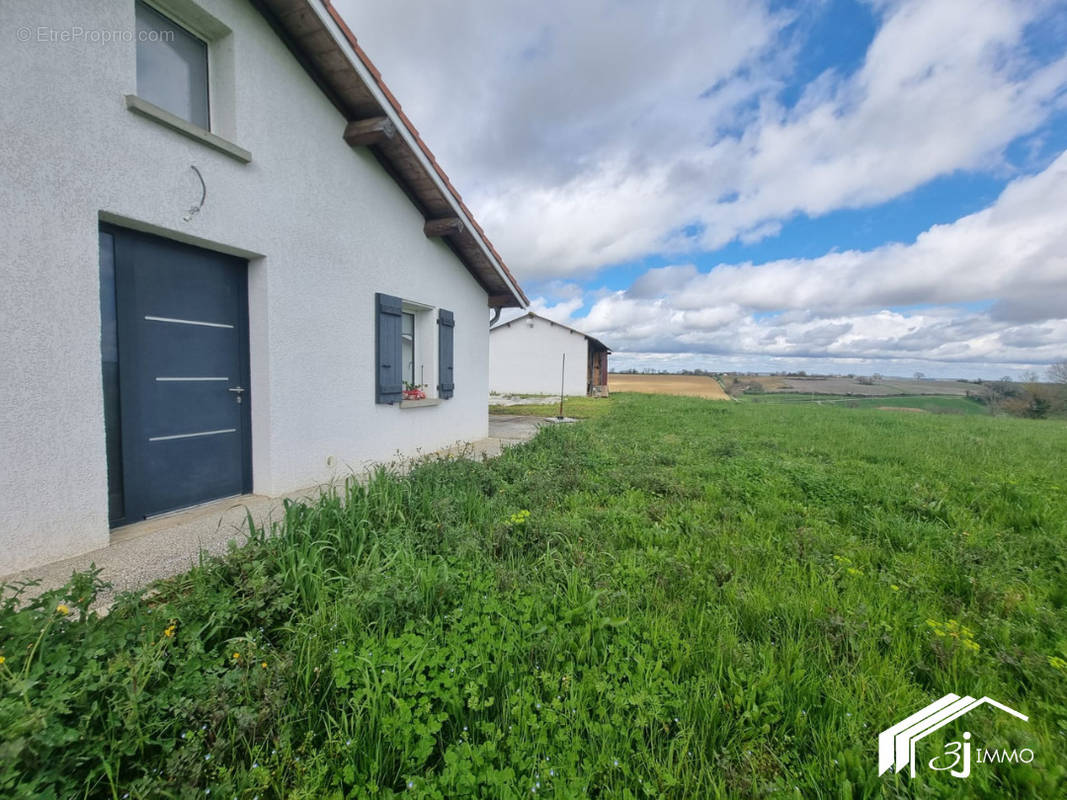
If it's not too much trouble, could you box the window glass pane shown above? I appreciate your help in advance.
[99,232,125,522]
[401,312,415,386]
[136,1,210,129]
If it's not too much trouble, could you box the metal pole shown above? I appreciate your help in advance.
[558,353,566,418]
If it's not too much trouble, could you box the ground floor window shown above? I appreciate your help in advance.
[375,294,454,403]
[401,311,416,388]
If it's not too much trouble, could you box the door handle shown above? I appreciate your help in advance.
[228,386,246,404]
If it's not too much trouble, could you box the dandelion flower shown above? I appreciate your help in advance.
[232,652,241,660]
[56,604,70,615]
[0,656,5,665]
[261,661,268,669]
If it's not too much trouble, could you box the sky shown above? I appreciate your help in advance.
[337,0,1067,379]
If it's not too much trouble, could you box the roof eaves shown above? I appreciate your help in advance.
[317,0,528,307]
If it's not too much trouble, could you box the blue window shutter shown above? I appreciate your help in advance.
[437,308,455,399]
[376,293,403,404]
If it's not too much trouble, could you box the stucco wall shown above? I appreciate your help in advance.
[489,317,589,396]
[0,0,492,573]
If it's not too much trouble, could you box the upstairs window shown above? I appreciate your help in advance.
[135,1,210,129]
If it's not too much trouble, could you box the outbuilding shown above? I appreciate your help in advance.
[490,312,610,397]
[0,0,526,573]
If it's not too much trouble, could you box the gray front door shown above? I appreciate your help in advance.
[101,225,251,525]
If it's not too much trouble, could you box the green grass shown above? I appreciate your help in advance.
[3,396,1066,798]
[744,393,990,415]
[852,395,989,414]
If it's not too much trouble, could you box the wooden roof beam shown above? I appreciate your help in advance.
[423,217,464,237]
[343,116,396,147]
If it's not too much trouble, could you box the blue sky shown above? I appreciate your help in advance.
[340,0,1067,378]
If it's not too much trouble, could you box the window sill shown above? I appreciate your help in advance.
[125,95,251,164]
[400,398,441,409]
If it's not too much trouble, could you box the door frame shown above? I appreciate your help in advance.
[101,223,253,527]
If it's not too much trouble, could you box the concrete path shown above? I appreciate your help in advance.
[2,417,550,608]
[488,394,559,407]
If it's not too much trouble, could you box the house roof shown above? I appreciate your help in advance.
[491,311,611,353]
[252,0,527,308]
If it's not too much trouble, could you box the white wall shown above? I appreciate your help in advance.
[0,0,492,573]
[490,317,589,396]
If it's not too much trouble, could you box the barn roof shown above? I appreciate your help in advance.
[252,0,527,308]
[491,311,611,353]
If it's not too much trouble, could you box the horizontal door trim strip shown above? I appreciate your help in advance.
[148,428,237,442]
[144,315,234,329]
[155,376,230,381]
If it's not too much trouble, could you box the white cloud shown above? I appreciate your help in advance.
[338,0,1067,279]
[564,154,1067,372]
[654,150,1067,315]
[338,0,1067,375]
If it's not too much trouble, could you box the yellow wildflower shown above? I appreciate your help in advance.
[0,655,6,665]
[232,652,241,660]
[261,661,268,669]
[164,624,177,638]
[926,619,979,651]
[56,604,70,615]
[507,509,531,526]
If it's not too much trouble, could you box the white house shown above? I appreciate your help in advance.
[490,313,610,397]
[0,0,527,574]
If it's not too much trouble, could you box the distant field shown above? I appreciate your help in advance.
[609,373,730,400]
[744,375,974,397]
[744,393,990,415]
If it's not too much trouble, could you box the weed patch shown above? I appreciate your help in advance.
[2,396,1066,797]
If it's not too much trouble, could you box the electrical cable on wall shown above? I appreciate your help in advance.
[182,165,206,222]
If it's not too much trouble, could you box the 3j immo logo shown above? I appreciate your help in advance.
[878,694,1033,780]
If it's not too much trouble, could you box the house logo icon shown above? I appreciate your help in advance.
[878,693,1029,778]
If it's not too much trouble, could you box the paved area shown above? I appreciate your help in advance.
[488,394,559,407]
[488,413,553,445]
[2,418,551,609]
